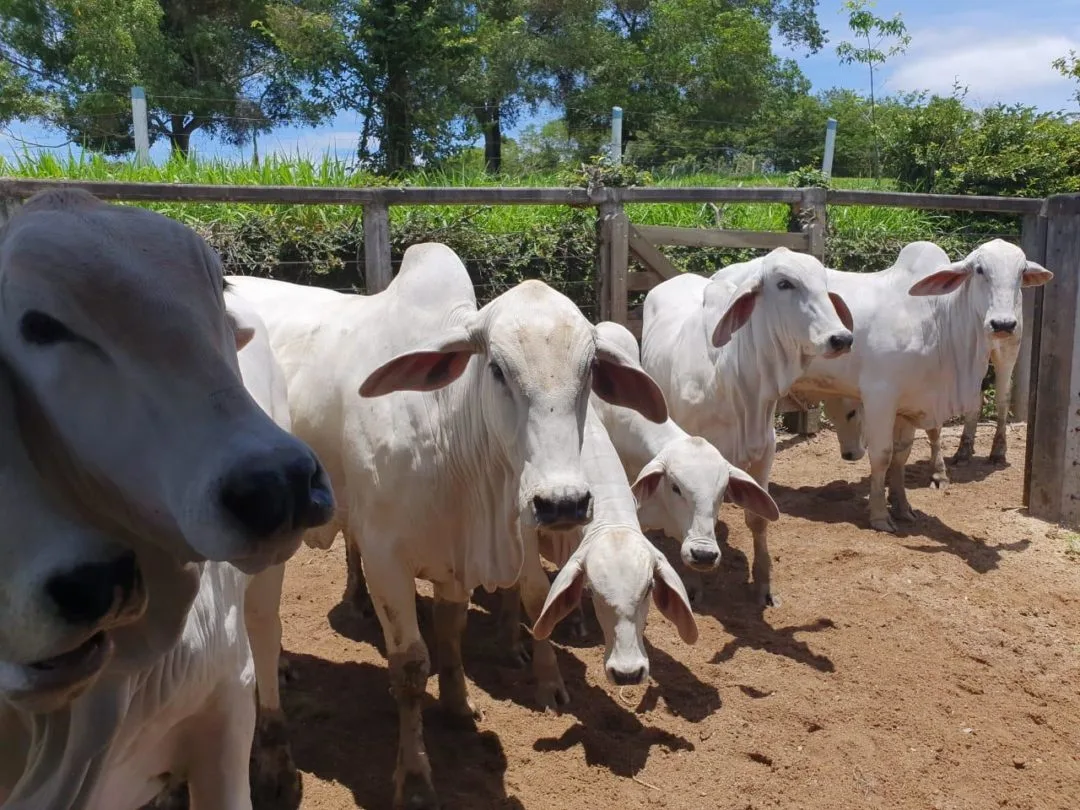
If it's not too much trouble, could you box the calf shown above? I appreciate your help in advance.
[227,243,667,810]
[791,239,1051,532]
[641,247,853,606]
[589,321,778,605]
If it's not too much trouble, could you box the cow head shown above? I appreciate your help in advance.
[908,239,1053,341]
[533,528,698,686]
[630,436,778,572]
[0,190,335,574]
[0,360,146,713]
[359,279,668,532]
[707,248,854,360]
[822,396,866,461]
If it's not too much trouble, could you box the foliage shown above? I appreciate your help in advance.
[558,154,653,191]
[1053,50,1080,105]
[787,164,829,188]
[0,0,320,156]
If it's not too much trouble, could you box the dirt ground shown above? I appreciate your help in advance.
[276,423,1080,810]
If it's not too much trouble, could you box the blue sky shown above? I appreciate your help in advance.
[3,0,1079,163]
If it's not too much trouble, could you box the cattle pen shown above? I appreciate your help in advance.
[2,177,1075,530]
[2,177,1080,810]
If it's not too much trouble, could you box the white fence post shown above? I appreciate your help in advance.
[611,106,623,165]
[131,86,150,165]
[822,117,837,179]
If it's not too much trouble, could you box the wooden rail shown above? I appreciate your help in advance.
[0,177,1074,526]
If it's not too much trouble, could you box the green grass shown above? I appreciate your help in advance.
[0,150,951,242]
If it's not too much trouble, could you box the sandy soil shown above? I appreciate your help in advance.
[276,422,1080,810]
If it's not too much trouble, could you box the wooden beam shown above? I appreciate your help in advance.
[1015,212,1047,425]
[801,187,827,262]
[1026,193,1080,526]
[634,224,809,251]
[627,270,663,292]
[628,225,680,279]
[363,201,392,293]
[608,208,630,327]
[826,188,1041,214]
[619,187,805,204]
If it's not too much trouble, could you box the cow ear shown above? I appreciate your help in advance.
[533,558,586,640]
[225,311,256,352]
[709,276,762,348]
[908,262,971,296]
[724,465,779,522]
[630,458,666,507]
[1022,260,1054,288]
[593,338,669,424]
[359,327,477,397]
[829,292,854,331]
[652,552,698,644]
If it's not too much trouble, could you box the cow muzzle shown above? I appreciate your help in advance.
[823,331,855,358]
[531,486,593,531]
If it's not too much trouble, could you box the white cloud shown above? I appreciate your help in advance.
[885,30,1080,110]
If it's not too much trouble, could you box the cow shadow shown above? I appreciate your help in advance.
[657,536,838,675]
[281,650,524,810]
[768,475,1030,575]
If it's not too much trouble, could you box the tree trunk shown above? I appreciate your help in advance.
[383,67,411,174]
[168,114,197,159]
[476,101,502,174]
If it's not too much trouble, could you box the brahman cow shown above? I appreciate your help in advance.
[0,189,334,809]
[227,242,667,809]
[641,247,854,607]
[790,239,1051,532]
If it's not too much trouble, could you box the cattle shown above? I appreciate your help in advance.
[588,321,779,605]
[790,239,1051,533]
[227,242,668,809]
[640,247,854,607]
[0,190,334,809]
[499,402,698,688]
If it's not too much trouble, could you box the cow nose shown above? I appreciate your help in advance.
[532,491,593,529]
[990,317,1017,334]
[221,451,335,538]
[608,665,647,686]
[688,546,720,567]
[46,551,141,626]
[828,332,854,353]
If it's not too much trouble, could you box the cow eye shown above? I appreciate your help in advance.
[846,409,857,421]
[489,362,506,384]
[777,279,795,290]
[671,482,682,497]
[20,311,79,346]
[974,265,984,276]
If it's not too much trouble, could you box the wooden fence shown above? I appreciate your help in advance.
[0,178,1074,529]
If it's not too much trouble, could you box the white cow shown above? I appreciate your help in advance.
[227,242,668,810]
[641,247,854,607]
[790,239,1052,532]
[588,321,779,605]
[500,403,699,686]
[0,190,335,809]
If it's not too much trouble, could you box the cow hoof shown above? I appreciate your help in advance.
[870,516,897,534]
[250,710,302,810]
[537,680,570,712]
[950,445,974,466]
[930,474,949,490]
[506,642,531,668]
[891,504,916,523]
[762,590,780,609]
[146,782,189,810]
[397,771,439,810]
[989,450,1007,465]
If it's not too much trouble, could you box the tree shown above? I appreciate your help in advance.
[0,1,321,157]
[265,0,473,173]
[1053,50,1080,105]
[836,0,910,177]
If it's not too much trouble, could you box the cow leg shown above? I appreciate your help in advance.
[367,552,437,810]
[887,421,917,524]
[497,585,531,666]
[432,587,482,728]
[952,415,977,466]
[926,427,949,489]
[864,400,898,533]
[343,535,374,617]
[244,563,301,809]
[185,680,257,810]
[680,568,705,608]
[989,343,1017,464]
[742,454,777,608]
[518,548,569,710]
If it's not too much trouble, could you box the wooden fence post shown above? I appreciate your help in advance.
[596,191,629,326]
[780,186,826,435]
[363,200,392,293]
[1014,213,1047,424]
[0,194,21,227]
[1026,193,1080,526]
